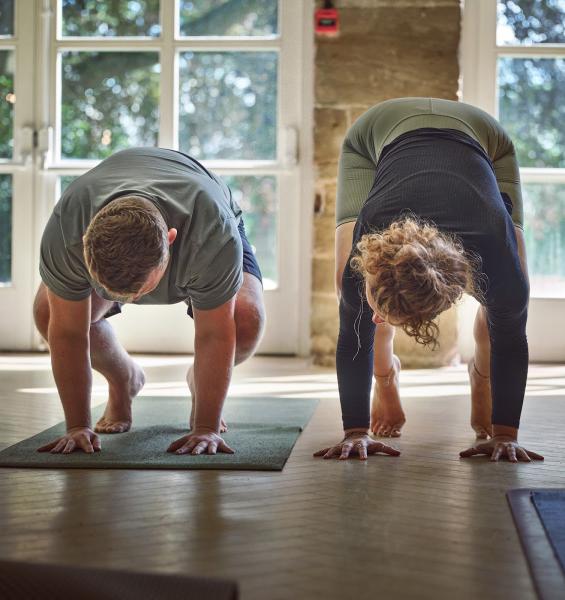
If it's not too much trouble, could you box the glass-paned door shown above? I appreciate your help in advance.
[0,1,36,350]
[461,0,565,361]
[29,0,310,355]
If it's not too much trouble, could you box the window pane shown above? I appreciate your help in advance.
[223,175,277,288]
[524,183,565,297]
[497,0,565,45]
[179,0,278,37]
[62,0,161,37]
[0,174,12,285]
[498,58,565,168]
[179,52,277,160]
[59,175,77,195]
[0,0,13,36]
[61,52,160,160]
[0,50,14,159]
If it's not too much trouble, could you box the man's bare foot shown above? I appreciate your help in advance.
[187,365,227,433]
[371,355,405,437]
[468,360,493,439]
[95,363,145,434]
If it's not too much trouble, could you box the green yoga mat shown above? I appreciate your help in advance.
[0,397,318,471]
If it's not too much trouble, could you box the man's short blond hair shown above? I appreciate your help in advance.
[83,195,169,300]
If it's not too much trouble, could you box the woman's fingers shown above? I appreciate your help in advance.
[516,447,531,462]
[524,448,544,461]
[459,446,484,458]
[507,445,518,463]
[339,443,353,460]
[313,447,330,457]
[356,443,368,461]
[369,442,401,457]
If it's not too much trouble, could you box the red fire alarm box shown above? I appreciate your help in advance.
[315,1,339,37]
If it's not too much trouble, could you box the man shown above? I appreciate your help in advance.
[33,147,265,456]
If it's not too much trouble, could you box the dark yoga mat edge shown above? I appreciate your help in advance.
[506,488,565,600]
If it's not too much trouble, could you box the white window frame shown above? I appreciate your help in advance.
[30,0,314,356]
[460,0,565,362]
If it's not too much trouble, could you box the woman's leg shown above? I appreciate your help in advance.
[371,324,404,437]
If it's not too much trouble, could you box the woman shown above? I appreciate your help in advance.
[314,97,543,463]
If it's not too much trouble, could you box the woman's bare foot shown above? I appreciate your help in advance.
[95,362,145,434]
[468,360,493,439]
[371,355,405,437]
[187,365,227,433]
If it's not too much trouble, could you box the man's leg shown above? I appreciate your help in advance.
[371,324,405,437]
[33,283,145,433]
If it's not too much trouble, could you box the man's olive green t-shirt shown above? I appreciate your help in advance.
[39,148,243,310]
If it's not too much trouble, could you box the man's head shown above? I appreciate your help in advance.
[83,195,177,302]
[351,217,478,348]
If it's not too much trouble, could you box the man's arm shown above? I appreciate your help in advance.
[167,296,237,456]
[192,297,237,432]
[37,289,101,453]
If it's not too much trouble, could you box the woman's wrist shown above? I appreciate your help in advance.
[343,428,369,439]
[492,424,518,440]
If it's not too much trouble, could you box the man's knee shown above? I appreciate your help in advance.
[33,284,49,340]
[236,299,265,350]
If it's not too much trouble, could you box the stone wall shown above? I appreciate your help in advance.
[311,0,462,367]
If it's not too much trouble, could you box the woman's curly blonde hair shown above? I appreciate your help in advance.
[350,217,479,348]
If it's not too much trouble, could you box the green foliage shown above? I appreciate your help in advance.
[499,58,564,168]
[524,184,565,278]
[179,51,277,160]
[0,0,13,36]
[498,0,564,44]
[62,0,160,37]
[0,174,12,283]
[0,50,14,159]
[61,51,160,159]
[179,0,278,36]
[223,176,277,284]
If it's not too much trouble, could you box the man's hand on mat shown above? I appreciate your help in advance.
[313,431,401,461]
[459,436,544,462]
[167,429,235,456]
[37,427,102,454]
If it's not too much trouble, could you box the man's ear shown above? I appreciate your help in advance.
[168,228,177,245]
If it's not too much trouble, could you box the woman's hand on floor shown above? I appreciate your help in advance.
[313,432,401,461]
[37,427,101,454]
[459,436,544,462]
[167,429,234,456]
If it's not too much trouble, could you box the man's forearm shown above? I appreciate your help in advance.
[48,332,93,430]
[193,334,235,432]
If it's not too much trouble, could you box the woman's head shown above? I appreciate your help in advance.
[351,217,477,348]
[83,195,175,302]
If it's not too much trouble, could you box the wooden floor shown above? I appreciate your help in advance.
[1,354,564,599]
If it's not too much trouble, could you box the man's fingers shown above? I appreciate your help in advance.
[191,441,208,455]
[92,435,102,452]
[218,440,235,454]
[524,449,544,461]
[62,439,76,454]
[177,440,198,455]
[78,435,94,454]
[37,439,60,453]
[207,443,218,455]
[51,439,67,454]
[167,438,187,453]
